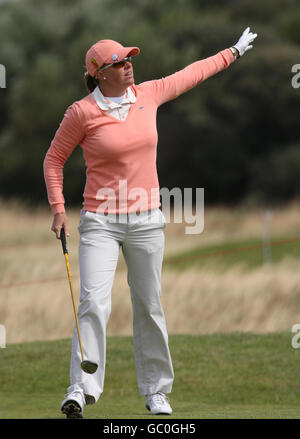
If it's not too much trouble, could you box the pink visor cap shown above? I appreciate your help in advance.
[85,39,140,76]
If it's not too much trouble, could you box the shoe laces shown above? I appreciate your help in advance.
[149,392,169,406]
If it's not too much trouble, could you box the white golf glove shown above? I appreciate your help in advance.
[233,27,258,57]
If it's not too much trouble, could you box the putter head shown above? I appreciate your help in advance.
[81,360,98,374]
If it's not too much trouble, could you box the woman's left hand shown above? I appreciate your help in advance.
[233,27,258,57]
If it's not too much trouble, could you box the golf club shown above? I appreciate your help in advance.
[60,227,98,374]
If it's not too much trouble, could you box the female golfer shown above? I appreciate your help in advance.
[44,27,257,418]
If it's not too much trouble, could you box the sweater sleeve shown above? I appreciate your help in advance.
[141,48,234,106]
[43,102,85,214]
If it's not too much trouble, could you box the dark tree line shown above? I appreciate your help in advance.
[0,0,299,208]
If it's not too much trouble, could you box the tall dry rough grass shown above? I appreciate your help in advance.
[1,201,300,343]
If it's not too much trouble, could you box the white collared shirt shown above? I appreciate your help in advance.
[92,86,136,121]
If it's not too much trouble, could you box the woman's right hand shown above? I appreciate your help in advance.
[51,212,70,239]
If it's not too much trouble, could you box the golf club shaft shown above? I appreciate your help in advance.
[60,228,85,363]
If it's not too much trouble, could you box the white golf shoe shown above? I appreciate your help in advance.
[61,390,85,419]
[145,392,172,415]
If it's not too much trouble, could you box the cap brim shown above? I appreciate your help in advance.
[126,47,140,57]
[106,46,140,65]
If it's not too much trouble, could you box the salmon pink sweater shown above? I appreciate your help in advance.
[43,49,234,214]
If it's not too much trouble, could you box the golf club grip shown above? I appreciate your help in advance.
[60,227,68,254]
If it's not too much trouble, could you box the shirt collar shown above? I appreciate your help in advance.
[92,86,136,110]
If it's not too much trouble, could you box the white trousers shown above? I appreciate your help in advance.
[67,208,174,403]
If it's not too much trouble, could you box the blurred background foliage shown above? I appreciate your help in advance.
[0,0,299,208]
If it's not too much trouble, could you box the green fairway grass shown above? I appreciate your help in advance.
[164,236,300,270]
[0,333,299,419]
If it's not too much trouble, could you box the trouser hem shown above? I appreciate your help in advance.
[139,384,173,396]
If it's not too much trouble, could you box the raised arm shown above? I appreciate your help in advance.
[141,27,257,106]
